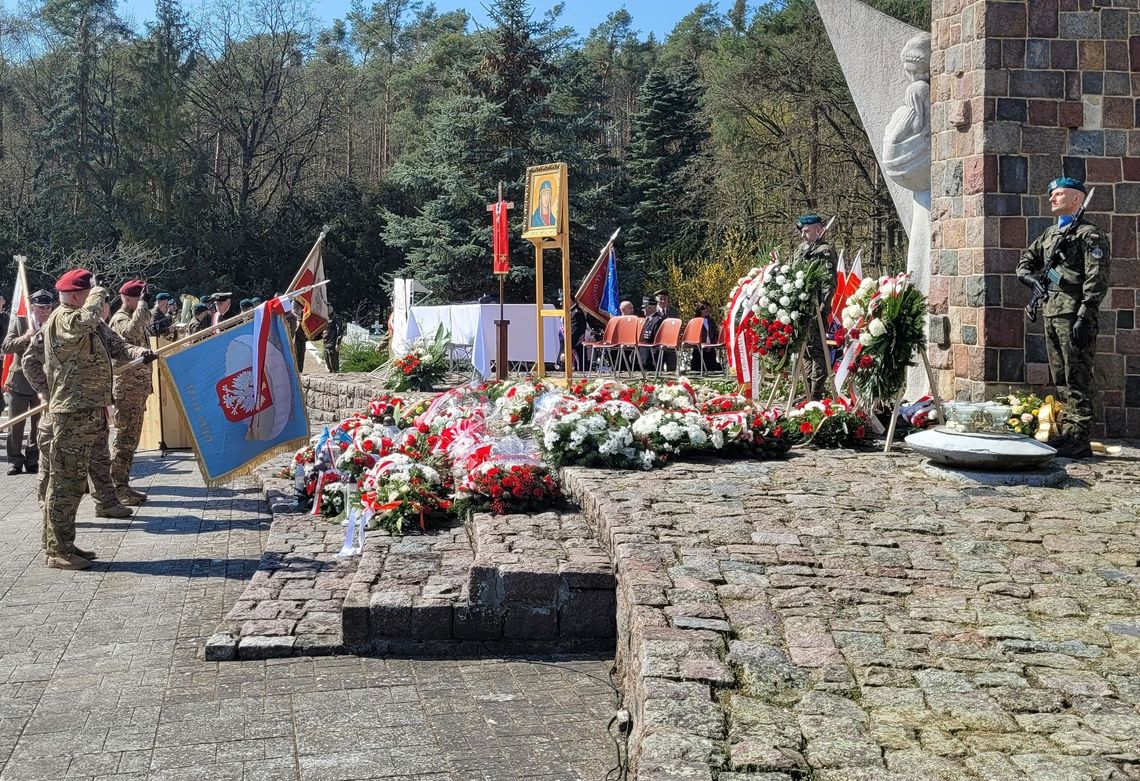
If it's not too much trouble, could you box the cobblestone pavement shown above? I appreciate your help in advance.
[0,454,619,781]
[564,446,1140,781]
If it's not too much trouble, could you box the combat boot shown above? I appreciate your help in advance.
[123,486,147,502]
[45,552,91,570]
[116,492,143,507]
[1056,436,1092,459]
[71,546,99,560]
[95,503,134,519]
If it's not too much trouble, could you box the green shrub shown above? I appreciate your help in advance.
[339,338,387,373]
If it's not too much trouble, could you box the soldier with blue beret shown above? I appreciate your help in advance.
[1016,177,1110,458]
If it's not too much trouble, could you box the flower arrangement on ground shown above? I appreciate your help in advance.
[837,273,927,405]
[318,480,350,519]
[463,462,561,516]
[631,409,721,460]
[649,381,697,410]
[360,455,451,534]
[383,325,450,391]
[996,391,1045,437]
[786,398,869,447]
[540,402,654,470]
[708,407,792,458]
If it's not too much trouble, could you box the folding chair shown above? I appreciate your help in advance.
[646,318,682,379]
[586,315,623,376]
[680,318,724,376]
[610,316,644,376]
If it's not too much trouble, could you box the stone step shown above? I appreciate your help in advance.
[341,509,616,653]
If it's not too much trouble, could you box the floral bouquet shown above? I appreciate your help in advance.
[631,409,722,460]
[996,391,1045,437]
[334,446,378,481]
[540,402,654,470]
[699,393,752,415]
[649,381,697,411]
[463,462,562,516]
[577,379,653,409]
[786,398,869,448]
[837,274,927,405]
[318,480,352,520]
[494,379,550,428]
[368,394,405,422]
[747,258,826,371]
[360,455,451,534]
[709,407,792,459]
[383,325,450,391]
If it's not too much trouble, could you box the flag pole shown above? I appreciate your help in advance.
[0,280,330,433]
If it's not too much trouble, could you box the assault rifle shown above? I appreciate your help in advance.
[1026,188,1095,323]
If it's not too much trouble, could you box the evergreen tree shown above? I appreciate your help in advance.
[624,64,709,289]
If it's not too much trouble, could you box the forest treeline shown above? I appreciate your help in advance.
[0,0,929,321]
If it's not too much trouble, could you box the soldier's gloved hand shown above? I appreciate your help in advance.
[1071,316,1093,349]
[142,351,159,364]
[1027,275,1047,297]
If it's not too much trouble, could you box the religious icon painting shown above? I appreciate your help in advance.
[521,162,567,240]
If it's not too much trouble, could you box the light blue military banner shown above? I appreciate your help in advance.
[162,310,309,486]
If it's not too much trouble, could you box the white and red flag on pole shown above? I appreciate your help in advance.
[1,256,31,389]
[287,230,330,339]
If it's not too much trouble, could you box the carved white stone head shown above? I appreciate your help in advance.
[901,32,931,82]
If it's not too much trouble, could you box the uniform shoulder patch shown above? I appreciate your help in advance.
[1092,247,1105,259]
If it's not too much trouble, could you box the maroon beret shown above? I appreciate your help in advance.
[55,268,94,292]
[119,279,146,297]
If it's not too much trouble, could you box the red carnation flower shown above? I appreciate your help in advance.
[799,421,813,435]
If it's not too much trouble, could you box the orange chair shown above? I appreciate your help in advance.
[584,315,622,375]
[681,318,724,375]
[645,318,683,378]
[609,315,644,375]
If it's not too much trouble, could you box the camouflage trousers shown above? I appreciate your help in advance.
[111,401,146,492]
[1044,312,1098,439]
[38,412,119,529]
[43,408,108,555]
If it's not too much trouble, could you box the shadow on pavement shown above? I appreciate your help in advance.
[91,557,261,578]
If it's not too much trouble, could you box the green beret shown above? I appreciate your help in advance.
[796,214,823,228]
[193,303,208,314]
[155,292,173,302]
[1048,177,1086,195]
[239,298,252,308]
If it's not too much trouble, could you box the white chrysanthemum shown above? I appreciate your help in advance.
[779,314,791,325]
[776,275,787,285]
[779,296,791,307]
[768,303,777,314]
[868,318,886,338]
[859,332,874,346]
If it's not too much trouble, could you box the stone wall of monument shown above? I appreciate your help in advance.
[928,0,1139,438]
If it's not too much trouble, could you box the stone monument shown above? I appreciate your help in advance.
[819,0,1140,438]
[817,1,932,400]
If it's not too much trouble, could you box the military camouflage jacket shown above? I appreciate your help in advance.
[21,328,47,400]
[2,313,43,397]
[1016,218,1110,319]
[109,301,153,401]
[794,241,839,308]
[44,288,148,413]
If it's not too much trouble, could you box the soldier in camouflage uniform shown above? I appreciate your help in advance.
[109,280,153,504]
[1016,177,1110,459]
[41,269,154,570]
[23,308,141,517]
[794,214,839,400]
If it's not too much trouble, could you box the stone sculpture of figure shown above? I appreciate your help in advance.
[882,32,932,399]
[883,33,931,194]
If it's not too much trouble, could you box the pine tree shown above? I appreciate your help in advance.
[625,64,709,290]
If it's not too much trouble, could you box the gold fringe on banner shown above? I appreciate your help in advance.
[159,341,313,489]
